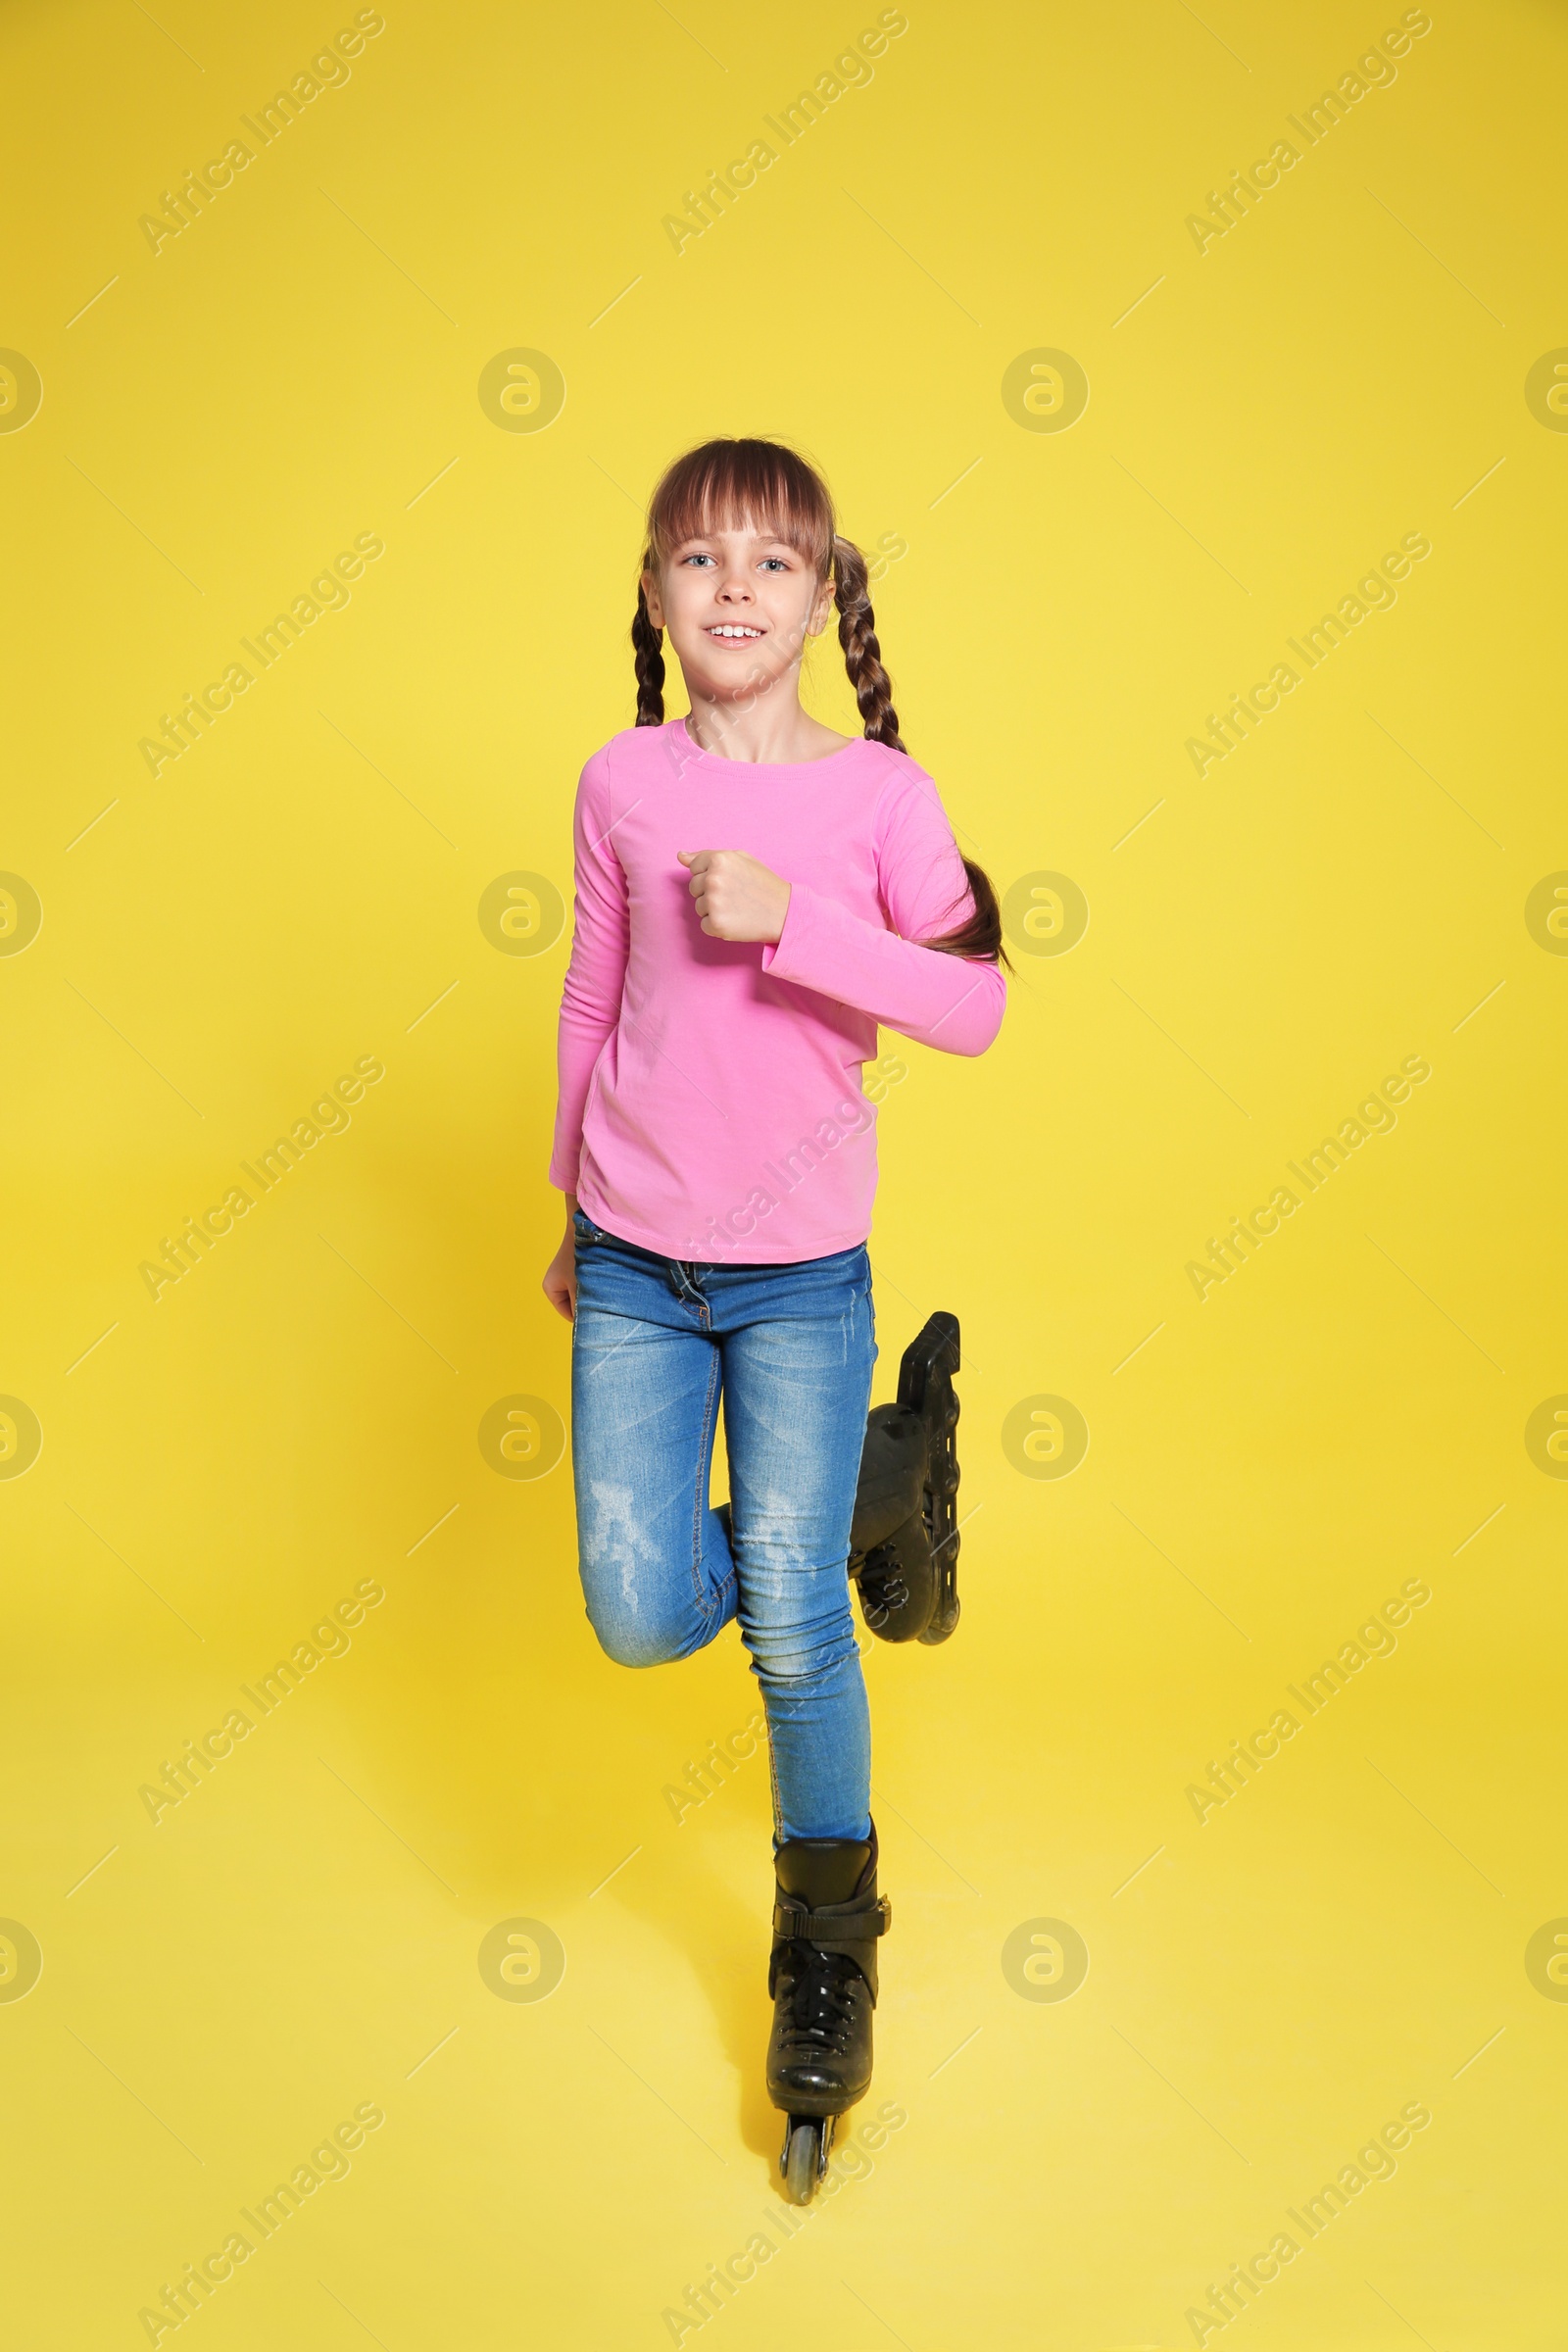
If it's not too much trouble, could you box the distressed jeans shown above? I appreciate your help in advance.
[569,1203,877,1845]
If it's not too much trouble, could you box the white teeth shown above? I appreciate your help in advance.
[709,625,760,638]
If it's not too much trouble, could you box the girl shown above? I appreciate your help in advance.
[541,436,1008,2199]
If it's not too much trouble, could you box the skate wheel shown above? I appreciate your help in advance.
[780,2116,830,2205]
[919,1593,960,1644]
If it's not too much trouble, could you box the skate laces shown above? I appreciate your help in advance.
[857,1550,909,1623]
[777,1943,862,2052]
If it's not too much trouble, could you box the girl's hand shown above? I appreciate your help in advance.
[542,1216,576,1322]
[676,849,791,944]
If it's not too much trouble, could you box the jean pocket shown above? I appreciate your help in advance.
[572,1208,602,1245]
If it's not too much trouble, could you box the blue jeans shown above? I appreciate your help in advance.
[569,1204,878,1845]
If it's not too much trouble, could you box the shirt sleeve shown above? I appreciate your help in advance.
[759,759,1006,1057]
[548,746,628,1192]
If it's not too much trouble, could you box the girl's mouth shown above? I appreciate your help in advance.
[705,624,764,644]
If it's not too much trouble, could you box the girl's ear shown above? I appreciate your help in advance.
[641,567,664,629]
[807,575,836,638]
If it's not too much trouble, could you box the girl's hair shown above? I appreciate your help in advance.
[632,435,1010,971]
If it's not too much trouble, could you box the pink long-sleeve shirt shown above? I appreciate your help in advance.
[548,715,1006,1263]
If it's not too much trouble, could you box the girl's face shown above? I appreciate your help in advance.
[644,517,835,707]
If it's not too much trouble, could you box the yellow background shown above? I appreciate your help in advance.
[3,0,1565,2342]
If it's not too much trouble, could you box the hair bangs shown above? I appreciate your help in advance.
[647,438,834,578]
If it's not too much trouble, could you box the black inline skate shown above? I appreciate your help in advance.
[847,1310,961,1644]
[766,1825,891,2204]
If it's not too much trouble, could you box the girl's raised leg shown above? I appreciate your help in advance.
[570,1237,737,1667]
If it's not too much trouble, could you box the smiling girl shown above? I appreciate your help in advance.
[542,436,1007,2198]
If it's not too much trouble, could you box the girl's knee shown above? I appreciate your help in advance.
[749,1627,861,1695]
[584,1602,688,1670]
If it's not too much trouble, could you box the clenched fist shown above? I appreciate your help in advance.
[676,849,792,944]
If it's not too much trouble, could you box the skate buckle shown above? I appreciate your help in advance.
[771,1892,892,1940]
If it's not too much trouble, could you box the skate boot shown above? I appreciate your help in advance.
[848,1311,962,1644]
[766,1827,892,2205]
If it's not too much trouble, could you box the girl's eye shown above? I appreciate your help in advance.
[682,552,716,567]
[760,558,788,571]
